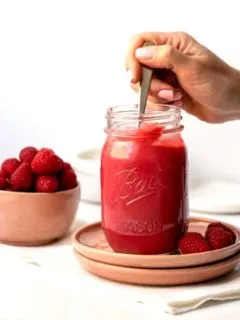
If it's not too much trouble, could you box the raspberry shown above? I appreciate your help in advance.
[40,147,53,152]
[31,149,63,175]
[206,227,234,249]
[59,166,77,190]
[62,162,72,170]
[10,162,33,191]
[35,175,59,193]
[0,171,7,190]
[1,158,20,176]
[19,146,38,164]
[206,222,236,243]
[178,232,212,254]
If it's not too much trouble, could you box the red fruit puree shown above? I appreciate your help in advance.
[101,110,188,255]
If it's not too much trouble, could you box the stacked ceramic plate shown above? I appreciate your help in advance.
[72,217,240,286]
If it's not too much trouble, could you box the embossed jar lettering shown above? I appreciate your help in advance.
[116,220,160,234]
[111,166,165,206]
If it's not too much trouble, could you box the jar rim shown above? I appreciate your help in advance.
[106,103,181,121]
[105,103,183,135]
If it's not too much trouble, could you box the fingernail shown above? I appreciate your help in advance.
[173,100,184,108]
[158,90,183,101]
[135,47,156,59]
[126,69,133,83]
[158,90,174,100]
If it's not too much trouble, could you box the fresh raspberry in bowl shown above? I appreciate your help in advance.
[0,147,78,193]
[0,146,80,245]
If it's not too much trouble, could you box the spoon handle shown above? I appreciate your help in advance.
[139,41,154,116]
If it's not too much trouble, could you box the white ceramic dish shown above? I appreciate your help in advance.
[190,180,240,214]
[71,147,101,204]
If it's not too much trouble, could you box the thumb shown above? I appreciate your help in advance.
[135,44,188,72]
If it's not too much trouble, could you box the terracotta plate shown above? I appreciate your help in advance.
[74,250,240,286]
[72,217,240,268]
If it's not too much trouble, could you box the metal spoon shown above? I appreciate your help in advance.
[138,41,154,125]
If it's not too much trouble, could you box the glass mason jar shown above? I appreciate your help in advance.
[101,104,188,255]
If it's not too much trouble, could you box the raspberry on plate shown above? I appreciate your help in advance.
[178,232,212,254]
[19,146,38,164]
[206,222,236,243]
[206,226,234,249]
[10,162,33,191]
[35,175,59,193]
[1,158,20,176]
[31,148,63,175]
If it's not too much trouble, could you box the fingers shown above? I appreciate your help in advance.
[125,32,194,82]
[130,78,183,103]
[125,33,159,84]
[146,99,184,110]
[145,96,185,111]
[150,79,183,105]
[135,45,188,72]
[172,99,184,108]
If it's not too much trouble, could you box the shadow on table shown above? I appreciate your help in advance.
[42,218,86,248]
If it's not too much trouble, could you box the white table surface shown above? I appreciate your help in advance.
[0,201,240,320]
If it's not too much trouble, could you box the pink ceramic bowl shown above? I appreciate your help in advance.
[0,185,81,246]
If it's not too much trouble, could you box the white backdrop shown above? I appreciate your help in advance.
[1,0,240,182]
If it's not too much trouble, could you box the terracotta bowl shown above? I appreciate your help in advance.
[0,185,81,246]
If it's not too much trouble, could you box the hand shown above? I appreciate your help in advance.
[125,32,240,123]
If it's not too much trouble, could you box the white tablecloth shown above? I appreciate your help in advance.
[0,202,240,320]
